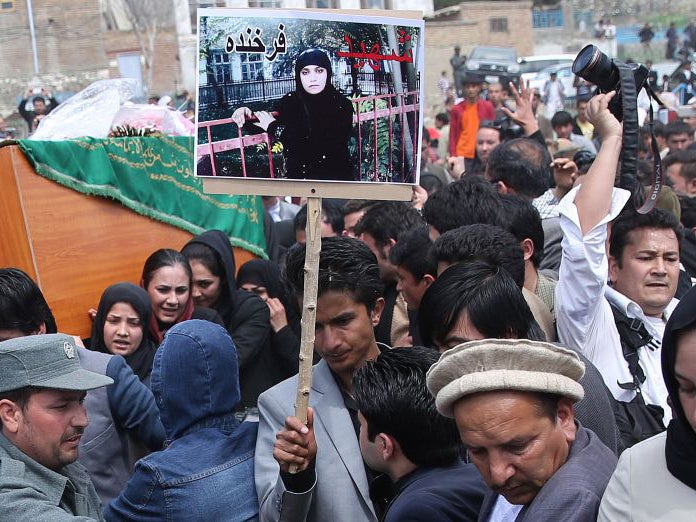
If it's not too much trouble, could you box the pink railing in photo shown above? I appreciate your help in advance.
[196,90,419,182]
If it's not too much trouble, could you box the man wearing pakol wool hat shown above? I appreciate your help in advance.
[0,334,113,520]
[426,339,617,522]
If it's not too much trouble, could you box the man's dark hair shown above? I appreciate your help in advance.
[680,195,696,228]
[352,347,460,467]
[500,195,545,268]
[341,199,376,217]
[353,202,425,249]
[478,119,501,134]
[664,120,693,140]
[664,150,696,182]
[0,387,37,428]
[321,201,344,235]
[430,224,525,288]
[422,176,507,235]
[389,228,436,281]
[435,112,449,125]
[284,236,384,311]
[419,174,443,195]
[0,268,57,335]
[535,392,562,422]
[294,205,307,231]
[294,202,344,235]
[485,138,551,198]
[609,208,682,266]
[418,260,542,348]
[652,120,665,138]
[551,110,574,128]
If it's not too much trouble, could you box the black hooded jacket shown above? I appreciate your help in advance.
[184,230,285,407]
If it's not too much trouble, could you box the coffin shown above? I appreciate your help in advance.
[0,139,265,338]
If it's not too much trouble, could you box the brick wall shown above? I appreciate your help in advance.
[0,0,108,117]
[423,1,534,120]
[103,29,184,99]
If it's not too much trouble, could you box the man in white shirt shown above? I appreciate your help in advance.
[556,91,682,449]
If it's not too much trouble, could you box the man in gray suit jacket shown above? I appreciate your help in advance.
[255,237,385,522]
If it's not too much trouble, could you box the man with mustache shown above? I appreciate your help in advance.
[426,339,617,521]
[0,334,113,519]
[555,92,682,448]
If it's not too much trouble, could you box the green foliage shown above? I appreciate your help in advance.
[350,96,402,182]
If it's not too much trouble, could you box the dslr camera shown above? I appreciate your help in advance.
[572,45,650,121]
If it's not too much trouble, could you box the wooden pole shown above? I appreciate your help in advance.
[289,196,322,473]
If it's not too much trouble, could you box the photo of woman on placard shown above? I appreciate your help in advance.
[231,49,355,181]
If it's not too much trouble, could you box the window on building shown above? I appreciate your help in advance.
[0,1,15,11]
[190,0,227,31]
[249,0,282,6]
[240,53,264,81]
[211,52,232,83]
[307,0,338,8]
[490,17,508,33]
[360,0,385,8]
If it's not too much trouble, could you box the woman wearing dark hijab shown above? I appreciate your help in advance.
[237,258,309,379]
[232,48,355,181]
[182,230,277,408]
[91,282,158,386]
[140,248,224,346]
[598,285,696,521]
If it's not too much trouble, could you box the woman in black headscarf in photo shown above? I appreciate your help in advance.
[91,282,158,386]
[232,48,355,181]
[598,285,696,520]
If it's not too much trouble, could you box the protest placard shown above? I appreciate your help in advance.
[196,8,424,199]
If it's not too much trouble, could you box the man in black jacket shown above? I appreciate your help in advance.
[353,347,486,521]
[18,88,58,134]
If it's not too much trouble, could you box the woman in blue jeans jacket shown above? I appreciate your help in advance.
[105,320,259,521]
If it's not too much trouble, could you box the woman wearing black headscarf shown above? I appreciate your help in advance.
[232,48,355,181]
[237,258,307,379]
[91,282,158,386]
[182,230,280,408]
[598,285,696,521]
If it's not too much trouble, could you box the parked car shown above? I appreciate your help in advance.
[527,63,578,102]
[518,54,576,84]
[465,46,520,86]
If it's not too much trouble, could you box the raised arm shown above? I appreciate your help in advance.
[555,92,629,357]
[501,80,540,137]
[574,92,623,234]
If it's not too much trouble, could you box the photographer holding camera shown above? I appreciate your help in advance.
[18,87,58,135]
[556,88,680,450]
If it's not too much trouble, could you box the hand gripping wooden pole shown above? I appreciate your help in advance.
[289,196,322,474]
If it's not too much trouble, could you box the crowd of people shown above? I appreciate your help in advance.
[3,48,696,522]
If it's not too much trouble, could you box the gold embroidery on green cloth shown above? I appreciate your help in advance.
[17,137,267,257]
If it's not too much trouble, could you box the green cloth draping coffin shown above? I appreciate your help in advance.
[17,137,267,258]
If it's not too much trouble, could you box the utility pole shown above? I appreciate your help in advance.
[27,0,40,75]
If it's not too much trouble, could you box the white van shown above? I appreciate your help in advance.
[518,54,576,83]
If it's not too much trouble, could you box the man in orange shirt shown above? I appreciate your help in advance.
[449,74,495,164]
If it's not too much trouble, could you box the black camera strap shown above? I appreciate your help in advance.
[617,62,663,214]
[643,86,664,214]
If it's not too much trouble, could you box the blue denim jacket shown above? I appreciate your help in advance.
[105,320,259,521]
